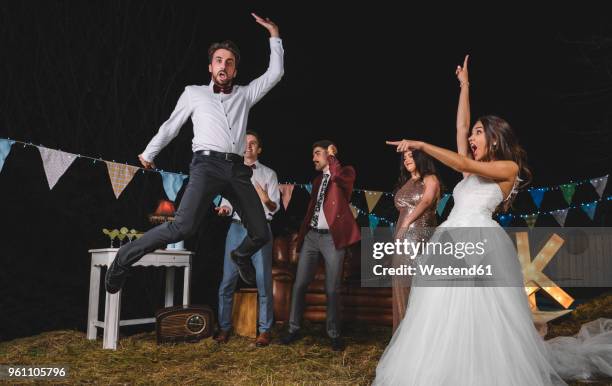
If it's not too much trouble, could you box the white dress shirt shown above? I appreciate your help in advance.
[141,38,284,162]
[220,160,281,221]
[314,171,331,230]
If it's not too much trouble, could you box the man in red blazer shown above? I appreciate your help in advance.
[281,140,360,351]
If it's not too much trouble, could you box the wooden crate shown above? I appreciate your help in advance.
[231,288,258,338]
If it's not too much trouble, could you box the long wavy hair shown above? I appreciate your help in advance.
[474,115,533,212]
[394,150,441,197]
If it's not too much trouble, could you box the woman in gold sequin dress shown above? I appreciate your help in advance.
[391,150,440,332]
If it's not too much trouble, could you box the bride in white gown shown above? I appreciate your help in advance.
[374,56,612,385]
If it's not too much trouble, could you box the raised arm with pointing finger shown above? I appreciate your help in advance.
[456,55,471,178]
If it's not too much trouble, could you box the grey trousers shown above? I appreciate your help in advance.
[288,230,345,338]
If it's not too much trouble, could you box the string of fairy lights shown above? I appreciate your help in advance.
[1,137,609,227]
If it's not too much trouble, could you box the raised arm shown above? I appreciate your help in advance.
[252,13,280,38]
[327,145,356,200]
[245,13,285,105]
[139,87,192,166]
[456,55,471,178]
[386,140,518,183]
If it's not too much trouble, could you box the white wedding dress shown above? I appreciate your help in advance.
[373,174,612,385]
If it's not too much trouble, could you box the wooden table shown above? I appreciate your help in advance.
[87,248,193,349]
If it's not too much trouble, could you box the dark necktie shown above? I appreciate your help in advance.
[310,173,330,228]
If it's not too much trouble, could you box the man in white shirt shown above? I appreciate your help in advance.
[105,13,284,294]
[214,131,280,347]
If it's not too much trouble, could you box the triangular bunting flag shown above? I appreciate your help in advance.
[524,214,538,229]
[160,172,188,202]
[560,183,576,205]
[279,184,295,210]
[436,194,451,216]
[590,175,608,198]
[350,204,358,219]
[0,139,15,173]
[37,147,77,189]
[368,214,380,233]
[581,202,598,221]
[365,191,383,213]
[213,195,222,207]
[105,161,139,199]
[498,214,513,227]
[304,183,312,195]
[529,188,545,209]
[551,208,569,227]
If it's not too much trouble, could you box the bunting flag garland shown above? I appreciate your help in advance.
[368,214,380,233]
[365,191,383,213]
[0,139,14,173]
[1,137,610,228]
[105,161,139,199]
[529,188,546,209]
[37,147,78,189]
[350,204,358,219]
[278,184,295,210]
[551,208,569,227]
[524,213,539,229]
[581,202,598,221]
[437,194,451,216]
[560,183,576,205]
[590,175,608,198]
[160,171,188,202]
[213,195,222,207]
[304,183,312,195]
[498,213,513,227]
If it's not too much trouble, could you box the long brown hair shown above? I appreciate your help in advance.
[394,150,442,197]
[475,115,532,212]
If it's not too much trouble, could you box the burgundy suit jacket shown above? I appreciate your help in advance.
[297,156,361,251]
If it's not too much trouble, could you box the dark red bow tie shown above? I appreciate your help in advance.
[249,163,257,169]
[213,84,233,94]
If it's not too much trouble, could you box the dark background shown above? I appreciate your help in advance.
[1,2,611,341]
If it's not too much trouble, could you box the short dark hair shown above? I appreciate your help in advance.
[312,139,336,150]
[246,130,262,148]
[208,40,241,65]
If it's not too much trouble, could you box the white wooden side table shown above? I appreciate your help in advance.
[87,248,193,349]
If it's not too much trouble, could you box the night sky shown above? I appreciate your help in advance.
[2,3,611,189]
[1,3,611,340]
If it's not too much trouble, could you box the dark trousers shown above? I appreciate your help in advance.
[114,153,270,268]
[288,230,345,338]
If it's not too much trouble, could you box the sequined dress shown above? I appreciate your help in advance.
[392,178,437,332]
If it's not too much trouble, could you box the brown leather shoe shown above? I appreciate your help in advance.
[214,329,231,344]
[255,332,271,347]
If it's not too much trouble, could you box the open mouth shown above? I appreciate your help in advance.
[470,143,477,156]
